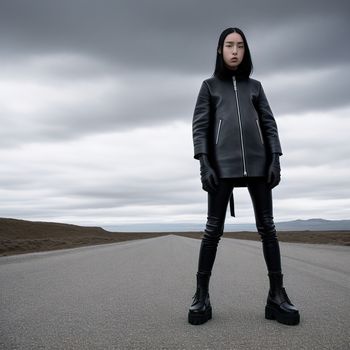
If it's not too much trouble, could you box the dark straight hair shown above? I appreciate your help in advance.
[213,27,253,80]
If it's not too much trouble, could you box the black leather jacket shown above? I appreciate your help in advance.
[192,74,283,216]
[193,74,282,177]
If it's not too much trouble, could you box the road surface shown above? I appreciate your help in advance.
[1,235,349,349]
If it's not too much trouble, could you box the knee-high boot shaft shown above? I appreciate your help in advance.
[197,215,224,274]
[260,228,282,274]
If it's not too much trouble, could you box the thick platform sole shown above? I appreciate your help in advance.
[265,304,300,325]
[188,305,212,325]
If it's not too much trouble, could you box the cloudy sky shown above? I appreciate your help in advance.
[0,0,349,230]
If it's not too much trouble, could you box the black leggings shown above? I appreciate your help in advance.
[197,177,282,275]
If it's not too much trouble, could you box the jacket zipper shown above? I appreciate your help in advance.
[232,76,247,176]
[215,119,222,144]
[255,119,264,144]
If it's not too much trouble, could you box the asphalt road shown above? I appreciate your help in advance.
[0,235,349,350]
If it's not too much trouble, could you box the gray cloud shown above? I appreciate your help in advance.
[1,0,349,73]
[0,0,349,226]
[1,53,349,150]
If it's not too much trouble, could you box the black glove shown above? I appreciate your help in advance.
[198,154,219,193]
[267,153,281,189]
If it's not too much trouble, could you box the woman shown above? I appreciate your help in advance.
[188,27,300,326]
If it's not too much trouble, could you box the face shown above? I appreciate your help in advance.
[218,32,245,70]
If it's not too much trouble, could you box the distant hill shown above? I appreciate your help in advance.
[102,218,350,232]
[275,218,350,231]
[1,217,349,234]
[1,217,349,256]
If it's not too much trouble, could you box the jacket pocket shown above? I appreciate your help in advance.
[255,119,264,145]
[215,119,223,145]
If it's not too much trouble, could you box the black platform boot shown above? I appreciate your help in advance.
[265,271,300,325]
[188,272,212,325]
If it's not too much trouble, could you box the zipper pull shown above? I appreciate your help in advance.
[232,76,237,91]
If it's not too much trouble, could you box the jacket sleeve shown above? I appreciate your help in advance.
[256,81,283,156]
[192,81,211,159]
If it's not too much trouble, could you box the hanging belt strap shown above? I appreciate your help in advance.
[229,190,235,217]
